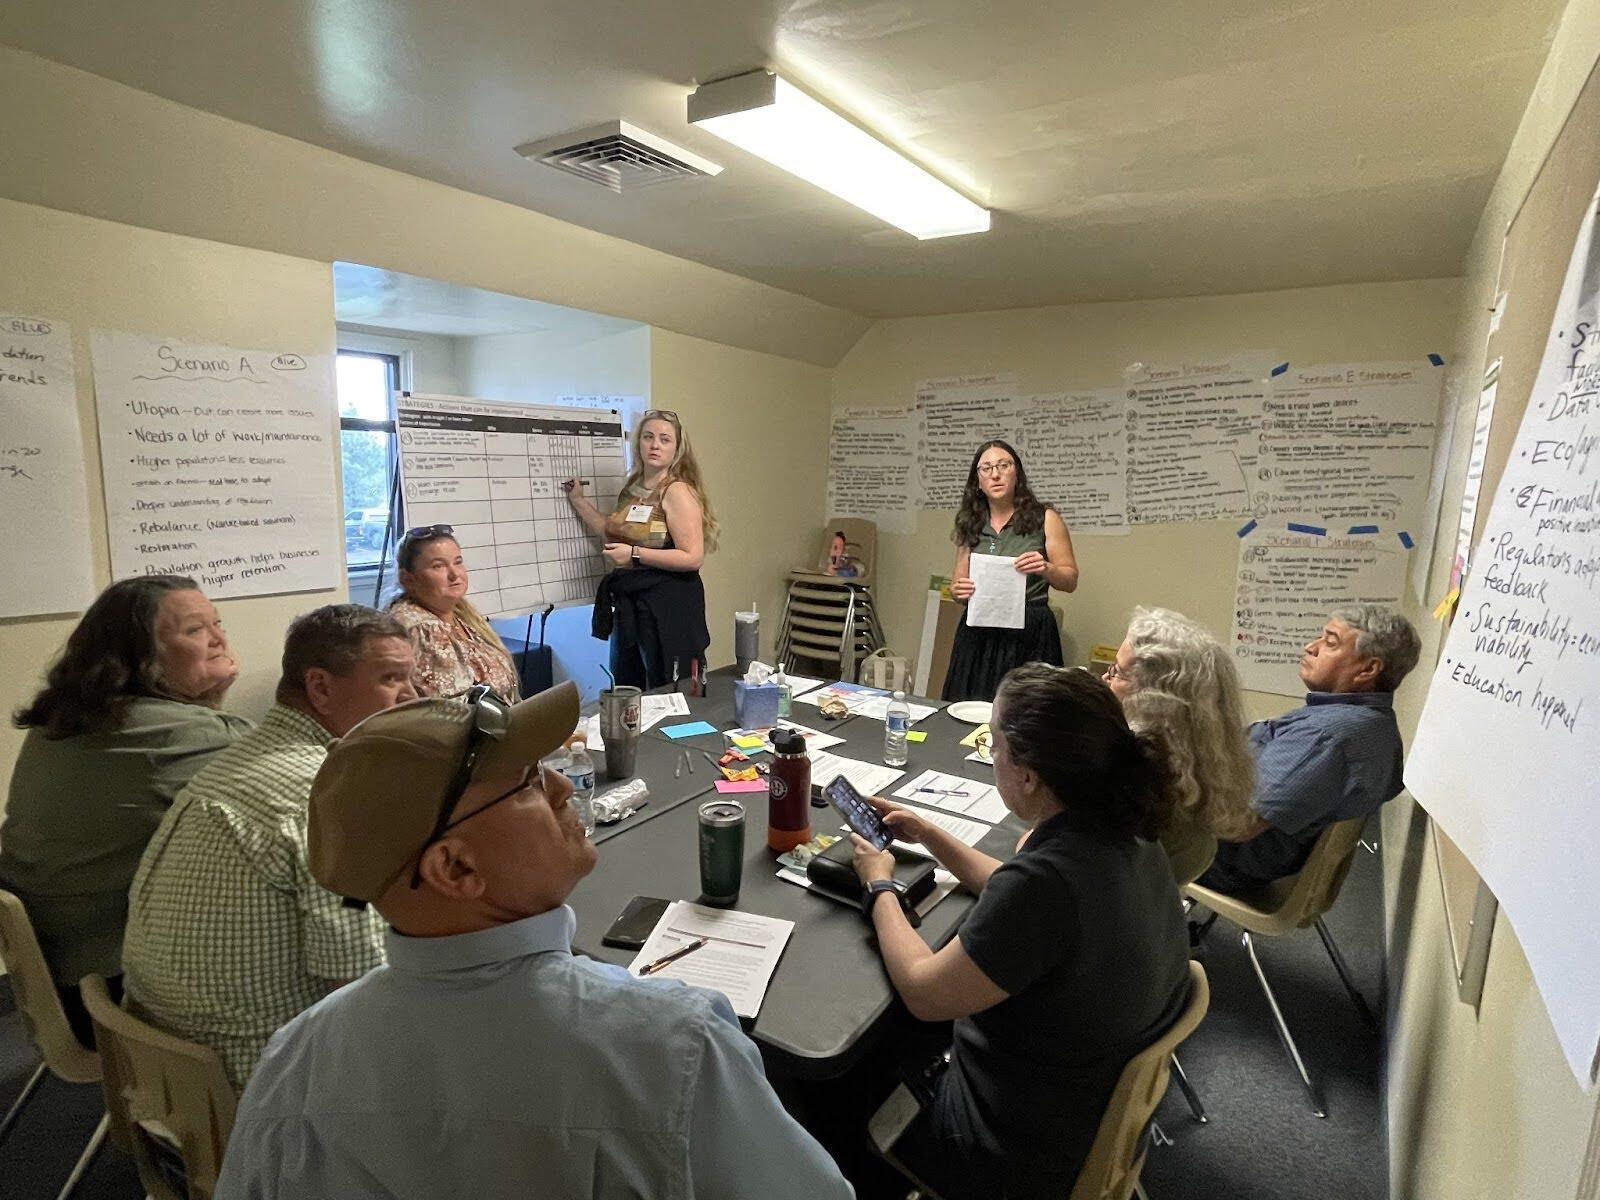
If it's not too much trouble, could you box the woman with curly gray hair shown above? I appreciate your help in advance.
[1104,607,1256,884]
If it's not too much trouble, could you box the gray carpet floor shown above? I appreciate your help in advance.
[0,829,1388,1199]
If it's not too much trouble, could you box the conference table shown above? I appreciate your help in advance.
[571,675,1024,1081]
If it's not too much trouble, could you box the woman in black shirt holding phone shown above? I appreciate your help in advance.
[852,664,1190,1198]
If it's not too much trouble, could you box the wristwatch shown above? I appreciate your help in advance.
[861,877,919,926]
[630,546,643,567]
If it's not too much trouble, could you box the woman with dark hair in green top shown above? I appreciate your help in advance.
[943,440,1079,701]
[1,575,252,1045]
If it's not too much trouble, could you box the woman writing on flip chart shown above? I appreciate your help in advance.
[564,409,717,689]
[943,440,1077,701]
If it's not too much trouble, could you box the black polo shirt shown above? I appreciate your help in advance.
[936,808,1190,1188]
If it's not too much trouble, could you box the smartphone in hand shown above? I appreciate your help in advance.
[824,775,893,851]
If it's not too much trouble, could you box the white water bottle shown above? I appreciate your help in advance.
[562,736,597,835]
[883,691,911,767]
[774,661,793,718]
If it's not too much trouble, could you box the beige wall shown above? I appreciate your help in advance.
[458,325,651,407]
[336,325,465,395]
[650,330,833,670]
[1382,2,1600,1197]
[831,279,1460,722]
[0,197,345,803]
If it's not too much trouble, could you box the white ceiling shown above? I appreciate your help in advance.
[0,0,1567,318]
[333,263,643,339]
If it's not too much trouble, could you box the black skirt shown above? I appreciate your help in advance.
[941,603,1064,702]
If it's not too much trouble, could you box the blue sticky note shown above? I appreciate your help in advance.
[662,721,717,739]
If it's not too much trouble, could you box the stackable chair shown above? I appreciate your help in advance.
[0,888,109,1199]
[776,518,885,678]
[1183,815,1376,1118]
[80,974,238,1200]
[869,962,1210,1200]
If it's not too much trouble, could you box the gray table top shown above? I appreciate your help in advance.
[568,683,1020,1080]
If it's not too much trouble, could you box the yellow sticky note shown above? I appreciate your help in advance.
[730,734,766,750]
[907,731,927,743]
[1432,587,1460,620]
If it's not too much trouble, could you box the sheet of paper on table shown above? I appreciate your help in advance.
[628,901,793,1019]
[793,682,941,723]
[807,750,906,799]
[782,673,829,697]
[584,693,691,750]
[892,768,1008,824]
[727,719,847,756]
[875,806,990,852]
[967,555,1026,629]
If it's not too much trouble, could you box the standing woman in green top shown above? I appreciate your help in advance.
[1,575,252,1046]
[943,440,1079,702]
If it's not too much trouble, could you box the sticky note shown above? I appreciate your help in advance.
[662,721,717,739]
[907,731,927,743]
[730,734,767,750]
[714,778,767,794]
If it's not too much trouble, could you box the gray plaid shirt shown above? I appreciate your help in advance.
[124,704,386,1089]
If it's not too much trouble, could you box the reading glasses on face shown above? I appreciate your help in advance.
[976,461,1015,477]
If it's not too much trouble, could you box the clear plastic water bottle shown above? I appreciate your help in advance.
[883,691,910,767]
[562,735,597,835]
[774,661,793,719]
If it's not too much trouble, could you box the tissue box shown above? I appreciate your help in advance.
[733,680,781,729]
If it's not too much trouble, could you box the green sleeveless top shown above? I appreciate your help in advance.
[976,517,1048,605]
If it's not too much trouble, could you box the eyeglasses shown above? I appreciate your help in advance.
[976,461,1015,478]
[973,730,993,762]
[402,523,454,542]
[409,685,513,889]
[1102,661,1129,682]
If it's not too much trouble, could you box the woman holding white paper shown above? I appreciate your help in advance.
[942,440,1077,701]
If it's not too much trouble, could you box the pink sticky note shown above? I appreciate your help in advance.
[714,779,767,794]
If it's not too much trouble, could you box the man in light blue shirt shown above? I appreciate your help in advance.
[216,682,853,1200]
[1199,605,1420,892]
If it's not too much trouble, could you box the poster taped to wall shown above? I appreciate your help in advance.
[91,331,343,599]
[1406,185,1600,1087]
[826,405,918,534]
[1232,519,1408,696]
[1018,390,1129,534]
[1126,353,1270,524]
[916,373,1018,509]
[1,312,97,617]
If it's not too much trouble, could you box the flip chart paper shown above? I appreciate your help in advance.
[826,405,917,533]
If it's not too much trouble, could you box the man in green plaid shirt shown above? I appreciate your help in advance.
[124,605,418,1089]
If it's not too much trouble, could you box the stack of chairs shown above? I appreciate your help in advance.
[776,518,884,680]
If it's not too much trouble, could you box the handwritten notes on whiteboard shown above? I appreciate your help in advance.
[1019,391,1129,534]
[1407,185,1600,1086]
[916,374,1018,509]
[1,313,96,617]
[1232,522,1406,696]
[91,332,342,599]
[826,406,918,534]
[1126,355,1267,524]
[1259,363,1441,527]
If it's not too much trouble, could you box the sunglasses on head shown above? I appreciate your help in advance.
[402,523,455,542]
[641,409,680,424]
[409,685,514,889]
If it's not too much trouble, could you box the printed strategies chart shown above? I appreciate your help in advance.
[396,393,627,616]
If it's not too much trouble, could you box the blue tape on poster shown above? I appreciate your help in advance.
[1399,531,1415,549]
[1236,518,1258,538]
[1271,362,1290,377]
[1428,353,1444,366]
[1348,524,1380,535]
[1286,522,1327,536]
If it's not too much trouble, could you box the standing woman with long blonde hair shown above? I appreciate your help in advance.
[565,409,718,689]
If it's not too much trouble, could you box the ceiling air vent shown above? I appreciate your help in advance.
[515,121,723,192]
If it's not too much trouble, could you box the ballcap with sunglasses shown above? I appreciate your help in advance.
[308,682,579,905]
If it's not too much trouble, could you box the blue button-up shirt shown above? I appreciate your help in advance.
[1204,691,1404,890]
[216,905,854,1200]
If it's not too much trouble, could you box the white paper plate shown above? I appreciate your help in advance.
[946,700,993,724]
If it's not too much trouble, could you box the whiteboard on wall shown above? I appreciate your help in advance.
[1,312,96,617]
[91,331,343,598]
[397,392,627,617]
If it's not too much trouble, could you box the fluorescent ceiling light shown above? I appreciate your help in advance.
[688,70,990,240]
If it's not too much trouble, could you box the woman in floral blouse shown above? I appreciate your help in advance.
[388,525,520,700]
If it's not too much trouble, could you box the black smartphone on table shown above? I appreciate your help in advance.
[824,775,894,851]
[602,895,670,950]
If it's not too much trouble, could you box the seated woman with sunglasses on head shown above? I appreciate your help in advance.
[563,409,718,689]
[388,525,520,700]
[852,664,1189,1199]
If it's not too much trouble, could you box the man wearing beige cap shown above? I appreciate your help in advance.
[215,682,852,1200]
